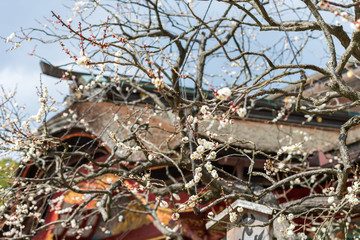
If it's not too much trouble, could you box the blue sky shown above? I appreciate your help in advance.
[0,1,70,116]
[0,0,234,117]
[0,0,351,118]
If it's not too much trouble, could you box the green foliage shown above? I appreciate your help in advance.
[0,158,18,189]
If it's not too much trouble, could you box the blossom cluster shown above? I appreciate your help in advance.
[189,138,217,161]
[151,77,165,89]
[29,88,57,124]
[344,178,360,206]
[184,138,218,190]
[109,131,142,153]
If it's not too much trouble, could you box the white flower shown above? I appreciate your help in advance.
[205,161,212,171]
[278,162,285,169]
[148,154,155,161]
[194,174,201,183]
[207,151,216,160]
[114,50,122,63]
[299,232,307,240]
[172,193,180,201]
[185,180,195,189]
[187,115,194,123]
[237,207,243,213]
[6,33,15,42]
[328,196,335,204]
[151,77,164,88]
[236,108,247,117]
[189,195,197,202]
[229,212,237,223]
[207,212,214,219]
[190,151,201,160]
[288,224,295,230]
[203,141,215,150]
[211,170,218,178]
[187,0,194,3]
[159,200,169,208]
[195,167,202,173]
[217,87,231,100]
[286,229,294,236]
[171,212,180,220]
[71,219,77,228]
[178,204,187,211]
[76,56,90,66]
[200,105,209,114]
[287,213,294,221]
[113,114,118,121]
[196,145,205,154]
[182,137,189,143]
[277,214,285,223]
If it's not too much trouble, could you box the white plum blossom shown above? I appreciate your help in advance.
[236,108,247,118]
[286,229,294,236]
[280,143,302,154]
[159,200,169,208]
[345,181,360,205]
[185,179,195,189]
[71,219,77,228]
[286,223,295,236]
[200,105,209,114]
[114,50,122,64]
[216,87,231,100]
[190,151,201,160]
[211,169,218,178]
[187,115,194,123]
[171,212,180,221]
[229,212,237,223]
[206,151,216,160]
[278,162,285,169]
[203,141,215,150]
[189,195,197,202]
[6,33,15,42]
[205,161,213,171]
[196,145,205,154]
[277,214,285,223]
[76,56,90,66]
[113,114,119,121]
[298,232,307,240]
[151,77,164,89]
[194,174,201,183]
[328,196,335,204]
[181,136,189,143]
[188,201,196,208]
